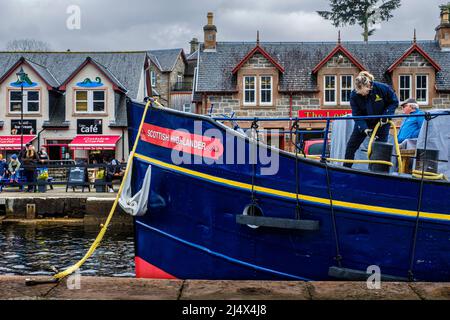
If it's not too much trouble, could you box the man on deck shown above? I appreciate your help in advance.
[397,98,425,145]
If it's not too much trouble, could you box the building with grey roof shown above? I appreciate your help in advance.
[0,51,149,162]
[193,9,450,150]
[147,48,194,111]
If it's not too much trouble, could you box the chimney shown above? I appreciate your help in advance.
[203,12,217,51]
[435,3,450,49]
[189,38,199,54]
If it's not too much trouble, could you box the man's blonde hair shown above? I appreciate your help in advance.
[355,71,374,90]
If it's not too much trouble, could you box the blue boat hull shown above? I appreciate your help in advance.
[127,101,450,281]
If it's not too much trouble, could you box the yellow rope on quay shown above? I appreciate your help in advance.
[53,100,152,280]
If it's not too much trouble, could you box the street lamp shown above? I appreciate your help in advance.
[16,67,27,153]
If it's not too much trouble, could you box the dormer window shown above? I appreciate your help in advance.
[9,90,40,113]
[416,74,428,104]
[399,75,412,102]
[260,76,272,105]
[243,76,256,105]
[340,75,353,105]
[75,90,105,113]
[324,75,336,105]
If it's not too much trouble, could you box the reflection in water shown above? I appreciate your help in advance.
[0,224,135,277]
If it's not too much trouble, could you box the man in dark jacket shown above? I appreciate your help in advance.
[344,71,399,168]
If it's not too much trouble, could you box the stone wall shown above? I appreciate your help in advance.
[242,53,274,68]
[399,52,433,68]
[170,56,186,84]
[325,53,354,68]
[432,93,450,108]
[208,93,319,119]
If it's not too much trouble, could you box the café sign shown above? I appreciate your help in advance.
[77,119,103,134]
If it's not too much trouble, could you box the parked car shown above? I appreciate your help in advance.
[303,139,330,156]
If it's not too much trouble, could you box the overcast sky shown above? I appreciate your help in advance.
[0,0,445,52]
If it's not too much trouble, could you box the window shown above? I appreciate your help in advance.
[93,91,105,112]
[340,75,353,105]
[260,76,272,105]
[151,71,156,87]
[75,90,105,113]
[9,90,40,113]
[9,91,22,112]
[75,91,88,112]
[183,103,192,113]
[244,76,256,105]
[324,75,336,104]
[399,75,412,102]
[416,74,428,104]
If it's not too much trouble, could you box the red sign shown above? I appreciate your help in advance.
[140,124,224,160]
[68,135,121,150]
[0,135,36,150]
[298,109,352,118]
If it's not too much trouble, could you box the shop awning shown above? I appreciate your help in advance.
[0,135,36,150]
[68,135,121,150]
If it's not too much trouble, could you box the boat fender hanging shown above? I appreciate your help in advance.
[119,154,152,216]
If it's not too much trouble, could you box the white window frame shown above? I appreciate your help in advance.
[259,75,273,106]
[399,74,412,103]
[340,75,353,106]
[324,75,337,105]
[415,74,428,105]
[183,103,192,113]
[75,90,106,114]
[151,71,156,87]
[9,90,40,114]
[243,76,256,106]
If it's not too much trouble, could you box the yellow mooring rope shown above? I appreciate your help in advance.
[53,100,152,280]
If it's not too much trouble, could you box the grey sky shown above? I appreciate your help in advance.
[0,0,445,52]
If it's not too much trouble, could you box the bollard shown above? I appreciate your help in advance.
[369,141,393,173]
[415,149,439,174]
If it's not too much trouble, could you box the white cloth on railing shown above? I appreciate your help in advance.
[330,115,396,171]
[119,153,152,216]
[416,109,450,177]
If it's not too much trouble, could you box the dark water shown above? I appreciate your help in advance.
[0,224,135,277]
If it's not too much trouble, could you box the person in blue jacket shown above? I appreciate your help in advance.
[0,155,6,192]
[344,71,399,168]
[397,98,425,144]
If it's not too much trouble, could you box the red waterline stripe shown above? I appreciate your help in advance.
[135,256,178,279]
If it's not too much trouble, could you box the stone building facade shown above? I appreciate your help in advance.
[147,49,192,111]
[193,9,450,150]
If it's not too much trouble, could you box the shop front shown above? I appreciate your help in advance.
[44,139,73,160]
[68,135,121,163]
[0,135,36,159]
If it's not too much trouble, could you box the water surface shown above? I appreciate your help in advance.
[0,224,135,277]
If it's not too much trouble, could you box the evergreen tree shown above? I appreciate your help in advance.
[317,0,401,42]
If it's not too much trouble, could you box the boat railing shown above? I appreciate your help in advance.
[213,111,450,161]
